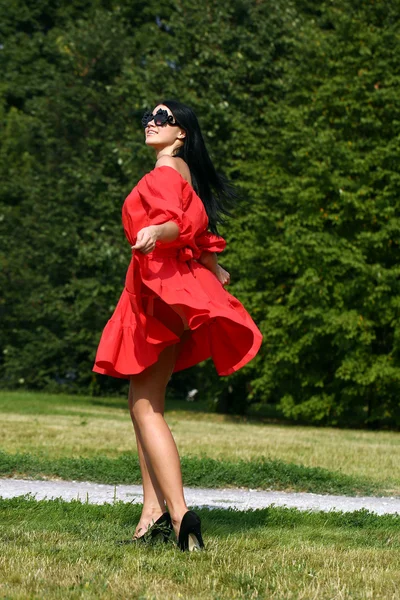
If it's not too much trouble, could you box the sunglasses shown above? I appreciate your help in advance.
[141,108,178,128]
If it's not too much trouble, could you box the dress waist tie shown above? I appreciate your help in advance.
[142,245,197,276]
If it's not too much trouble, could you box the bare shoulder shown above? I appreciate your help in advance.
[155,155,192,186]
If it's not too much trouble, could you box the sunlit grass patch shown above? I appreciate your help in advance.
[0,497,399,599]
[1,391,399,495]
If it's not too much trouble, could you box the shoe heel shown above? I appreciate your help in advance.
[188,530,204,551]
[177,510,205,552]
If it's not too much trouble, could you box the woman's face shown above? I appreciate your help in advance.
[144,104,186,150]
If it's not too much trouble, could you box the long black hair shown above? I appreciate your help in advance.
[160,99,238,235]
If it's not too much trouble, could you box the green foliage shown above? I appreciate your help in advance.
[220,0,400,427]
[181,0,400,427]
[1,0,399,426]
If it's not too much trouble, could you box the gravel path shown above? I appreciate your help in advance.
[1,478,399,515]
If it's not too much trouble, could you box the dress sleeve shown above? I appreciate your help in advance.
[195,229,227,254]
[138,167,194,246]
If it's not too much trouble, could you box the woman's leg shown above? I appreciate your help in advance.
[129,382,168,538]
[129,338,190,539]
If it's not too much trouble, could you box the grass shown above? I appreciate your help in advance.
[1,391,400,599]
[1,391,400,496]
[0,496,399,599]
[0,450,380,495]
[1,391,400,497]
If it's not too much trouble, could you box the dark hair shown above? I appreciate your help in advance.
[159,99,238,235]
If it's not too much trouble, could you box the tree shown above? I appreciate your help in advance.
[1,0,399,427]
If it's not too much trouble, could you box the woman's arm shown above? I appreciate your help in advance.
[132,225,230,286]
[198,250,218,273]
[131,222,179,253]
[198,251,230,286]
[155,222,180,243]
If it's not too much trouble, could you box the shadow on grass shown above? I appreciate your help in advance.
[2,391,395,431]
[0,390,211,417]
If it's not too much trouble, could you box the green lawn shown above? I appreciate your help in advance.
[1,391,400,599]
[0,391,399,496]
[0,497,399,600]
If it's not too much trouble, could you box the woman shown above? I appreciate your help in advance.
[93,100,263,551]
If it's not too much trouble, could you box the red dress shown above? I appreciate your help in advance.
[92,165,263,378]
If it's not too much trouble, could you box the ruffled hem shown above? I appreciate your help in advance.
[93,307,180,379]
[92,250,262,378]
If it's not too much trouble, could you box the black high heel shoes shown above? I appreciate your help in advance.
[117,511,173,545]
[177,510,205,552]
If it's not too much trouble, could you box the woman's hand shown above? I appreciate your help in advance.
[131,226,159,254]
[131,222,180,254]
[198,251,230,286]
[214,264,230,287]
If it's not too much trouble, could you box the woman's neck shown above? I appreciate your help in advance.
[156,151,176,159]
[155,141,183,161]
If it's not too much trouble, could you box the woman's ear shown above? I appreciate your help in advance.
[177,130,186,139]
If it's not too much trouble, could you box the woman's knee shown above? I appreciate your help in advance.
[130,393,165,424]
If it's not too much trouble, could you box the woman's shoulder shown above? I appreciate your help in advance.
[134,161,186,199]
[155,155,192,186]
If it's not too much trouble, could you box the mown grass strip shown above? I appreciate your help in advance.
[0,390,208,416]
[1,495,399,537]
[0,450,380,496]
[0,497,399,600]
